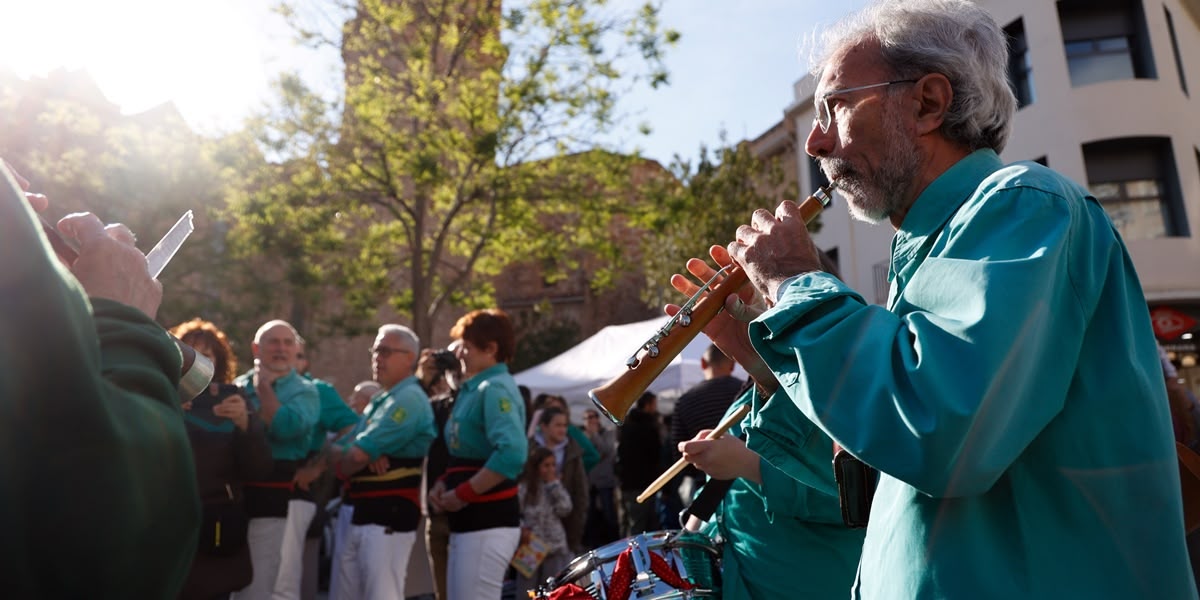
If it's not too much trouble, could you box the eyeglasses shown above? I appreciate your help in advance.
[370,346,411,359]
[813,79,918,134]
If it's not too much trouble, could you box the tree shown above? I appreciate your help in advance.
[636,134,815,309]
[227,0,679,344]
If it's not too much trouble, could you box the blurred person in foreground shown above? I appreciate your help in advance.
[0,161,199,597]
[428,309,527,600]
[675,0,1195,596]
[171,318,274,600]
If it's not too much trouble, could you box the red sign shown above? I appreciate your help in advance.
[1151,306,1197,340]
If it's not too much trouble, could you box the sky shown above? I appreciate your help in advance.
[0,0,867,165]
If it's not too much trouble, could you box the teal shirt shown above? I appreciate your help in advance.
[306,375,359,454]
[700,393,863,600]
[747,150,1195,598]
[445,363,528,479]
[344,376,435,460]
[236,368,320,461]
[0,172,199,597]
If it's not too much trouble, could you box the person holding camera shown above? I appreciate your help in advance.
[417,340,462,600]
[171,318,274,600]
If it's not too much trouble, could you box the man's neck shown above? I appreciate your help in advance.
[890,142,972,230]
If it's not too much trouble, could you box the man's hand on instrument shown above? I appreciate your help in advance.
[668,245,779,392]
[678,429,762,485]
[57,212,162,318]
[729,200,824,303]
[668,246,757,361]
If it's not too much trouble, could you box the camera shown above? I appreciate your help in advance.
[432,349,460,374]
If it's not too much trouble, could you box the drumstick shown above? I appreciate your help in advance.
[636,403,753,504]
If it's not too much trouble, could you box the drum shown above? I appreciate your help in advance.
[535,530,721,599]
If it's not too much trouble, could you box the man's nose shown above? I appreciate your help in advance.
[805,120,834,158]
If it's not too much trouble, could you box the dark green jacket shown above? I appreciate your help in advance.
[0,169,200,598]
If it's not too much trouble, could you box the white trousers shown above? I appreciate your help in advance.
[327,504,355,600]
[446,527,520,600]
[231,517,286,600]
[333,524,416,600]
[275,499,317,600]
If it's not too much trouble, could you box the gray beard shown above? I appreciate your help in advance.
[820,110,922,225]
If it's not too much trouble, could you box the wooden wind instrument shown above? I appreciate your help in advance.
[588,181,837,425]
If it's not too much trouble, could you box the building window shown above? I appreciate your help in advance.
[1165,7,1188,96]
[1005,18,1035,108]
[872,260,890,305]
[1083,137,1189,241]
[1057,0,1156,87]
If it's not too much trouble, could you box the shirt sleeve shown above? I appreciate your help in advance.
[319,383,360,432]
[267,374,320,442]
[480,379,528,479]
[750,187,1090,498]
[354,388,434,461]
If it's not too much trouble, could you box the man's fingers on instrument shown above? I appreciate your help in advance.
[775,199,802,221]
[669,273,700,297]
[685,257,718,281]
[750,208,777,230]
[708,244,735,267]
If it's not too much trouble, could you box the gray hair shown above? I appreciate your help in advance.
[810,0,1016,152]
[377,324,420,354]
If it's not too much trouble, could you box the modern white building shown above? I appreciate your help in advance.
[778,0,1200,392]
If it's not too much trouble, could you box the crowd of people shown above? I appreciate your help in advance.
[7,0,1200,598]
[166,308,712,600]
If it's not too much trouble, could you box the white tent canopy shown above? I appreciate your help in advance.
[513,315,747,417]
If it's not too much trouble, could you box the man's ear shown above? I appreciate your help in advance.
[913,73,953,136]
[251,342,260,357]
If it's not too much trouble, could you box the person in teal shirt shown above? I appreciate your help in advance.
[232,320,320,600]
[331,323,435,599]
[429,308,528,600]
[674,1,1196,597]
[680,392,864,599]
[0,162,199,598]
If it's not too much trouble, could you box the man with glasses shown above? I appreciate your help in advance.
[329,324,435,599]
[233,320,320,600]
[679,0,1195,597]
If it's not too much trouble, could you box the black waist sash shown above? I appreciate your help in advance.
[243,459,300,518]
[346,456,424,532]
[441,457,520,533]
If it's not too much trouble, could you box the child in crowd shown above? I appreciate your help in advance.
[514,446,574,596]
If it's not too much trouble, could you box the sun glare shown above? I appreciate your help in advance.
[0,0,283,132]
